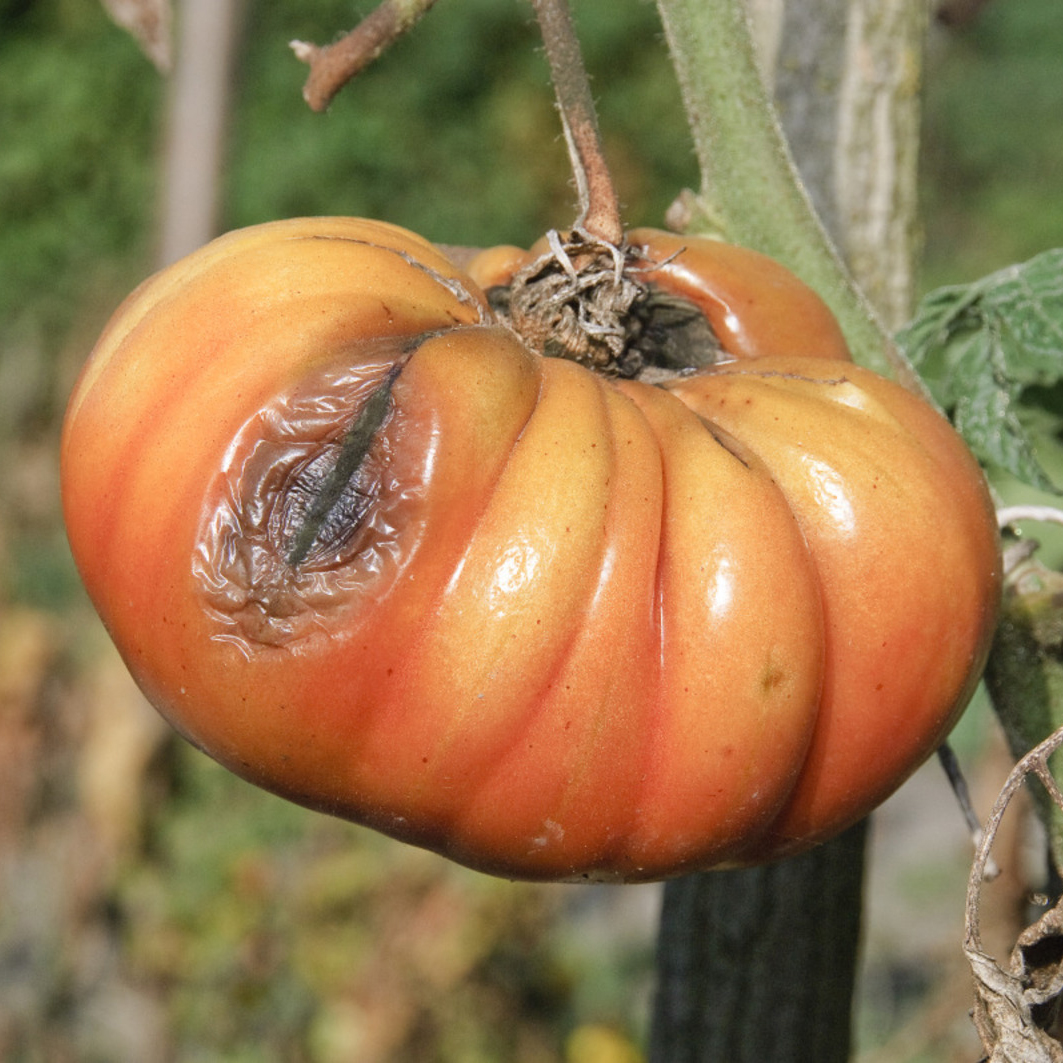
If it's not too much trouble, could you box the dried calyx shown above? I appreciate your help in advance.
[489,228,719,380]
[492,0,719,380]
[295,0,717,379]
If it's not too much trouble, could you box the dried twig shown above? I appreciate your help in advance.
[999,507,1063,533]
[291,0,443,112]
[965,725,1063,1061]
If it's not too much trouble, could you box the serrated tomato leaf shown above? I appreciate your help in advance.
[897,249,1063,492]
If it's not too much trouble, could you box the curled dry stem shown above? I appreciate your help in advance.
[999,507,1063,533]
[291,0,443,112]
[490,0,645,376]
[965,724,1063,1061]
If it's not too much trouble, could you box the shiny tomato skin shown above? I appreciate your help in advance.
[625,228,853,362]
[61,217,1000,882]
[666,357,1001,858]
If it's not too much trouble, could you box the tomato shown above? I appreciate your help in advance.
[60,216,1000,882]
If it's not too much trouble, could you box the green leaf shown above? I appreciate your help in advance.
[898,249,1063,492]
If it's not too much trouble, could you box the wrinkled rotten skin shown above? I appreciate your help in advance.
[61,217,1001,881]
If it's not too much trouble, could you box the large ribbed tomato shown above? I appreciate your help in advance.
[466,226,852,364]
[60,216,1000,881]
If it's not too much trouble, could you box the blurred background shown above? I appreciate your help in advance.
[2,1,1063,1060]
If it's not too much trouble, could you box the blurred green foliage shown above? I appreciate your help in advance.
[920,1,1063,290]
[0,0,161,384]
[115,744,596,1063]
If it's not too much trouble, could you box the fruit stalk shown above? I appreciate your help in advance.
[529,0,623,245]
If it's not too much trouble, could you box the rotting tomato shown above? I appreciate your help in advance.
[60,215,1001,882]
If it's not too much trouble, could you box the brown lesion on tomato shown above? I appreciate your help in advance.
[761,661,788,695]
[285,363,400,566]
[192,343,416,650]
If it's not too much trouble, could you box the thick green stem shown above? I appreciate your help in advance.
[650,821,868,1063]
[653,0,920,388]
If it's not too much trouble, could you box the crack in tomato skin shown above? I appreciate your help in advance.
[285,360,402,568]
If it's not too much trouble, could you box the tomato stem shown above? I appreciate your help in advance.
[529,0,623,246]
[292,0,443,112]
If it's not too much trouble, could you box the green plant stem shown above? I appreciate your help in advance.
[653,0,920,388]
[650,821,868,1063]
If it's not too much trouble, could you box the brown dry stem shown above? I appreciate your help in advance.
[291,0,442,112]
[100,0,172,71]
[485,0,642,375]
[966,724,1063,1061]
[529,0,622,245]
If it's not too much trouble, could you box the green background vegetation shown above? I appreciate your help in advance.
[2,1,1063,1060]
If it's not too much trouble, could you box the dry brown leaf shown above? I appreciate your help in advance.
[77,644,170,861]
[99,0,173,72]
[967,727,1063,1061]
